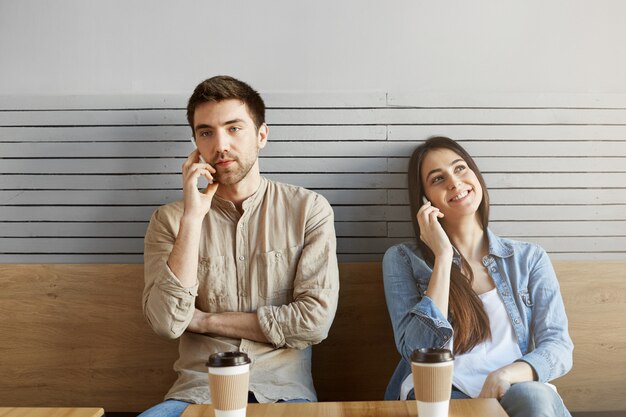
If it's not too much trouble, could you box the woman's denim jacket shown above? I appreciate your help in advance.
[382,228,574,400]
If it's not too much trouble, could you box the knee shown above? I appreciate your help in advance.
[500,382,568,417]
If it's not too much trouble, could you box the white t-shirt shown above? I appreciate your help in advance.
[452,288,522,397]
[400,287,522,399]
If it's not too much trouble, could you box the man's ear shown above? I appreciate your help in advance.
[257,123,268,149]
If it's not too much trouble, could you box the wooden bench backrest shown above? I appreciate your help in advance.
[0,262,624,412]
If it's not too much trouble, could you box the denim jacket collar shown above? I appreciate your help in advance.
[486,228,515,259]
[451,228,514,267]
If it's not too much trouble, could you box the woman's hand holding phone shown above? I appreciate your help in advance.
[417,197,453,259]
[181,149,219,219]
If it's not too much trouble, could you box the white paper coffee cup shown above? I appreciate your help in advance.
[207,352,251,417]
[411,348,454,417]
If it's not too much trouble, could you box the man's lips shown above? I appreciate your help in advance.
[215,160,235,167]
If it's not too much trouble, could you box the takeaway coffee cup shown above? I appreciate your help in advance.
[411,348,454,417]
[207,351,251,417]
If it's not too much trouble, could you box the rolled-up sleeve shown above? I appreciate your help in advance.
[143,206,199,339]
[257,195,339,349]
[518,248,574,382]
[383,245,453,363]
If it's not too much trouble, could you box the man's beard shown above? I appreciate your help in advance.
[212,152,258,185]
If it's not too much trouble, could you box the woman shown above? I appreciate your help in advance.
[383,137,573,417]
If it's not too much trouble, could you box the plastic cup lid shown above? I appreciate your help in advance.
[411,348,454,363]
[206,351,251,367]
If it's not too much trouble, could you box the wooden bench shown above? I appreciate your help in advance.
[0,262,624,414]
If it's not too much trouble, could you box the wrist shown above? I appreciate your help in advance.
[492,366,512,384]
[434,250,454,265]
[181,213,204,227]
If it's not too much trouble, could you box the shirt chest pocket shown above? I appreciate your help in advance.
[256,245,302,305]
[196,255,227,312]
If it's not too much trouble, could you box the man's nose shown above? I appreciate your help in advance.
[214,130,230,153]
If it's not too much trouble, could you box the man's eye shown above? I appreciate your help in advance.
[199,131,211,137]
[229,127,241,132]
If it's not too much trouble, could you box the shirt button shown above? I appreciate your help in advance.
[490,267,496,272]
[239,255,245,261]
[275,253,281,258]
[514,318,520,324]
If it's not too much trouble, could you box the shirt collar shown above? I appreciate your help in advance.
[212,177,268,213]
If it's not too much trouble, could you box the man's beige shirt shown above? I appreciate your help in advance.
[143,177,339,403]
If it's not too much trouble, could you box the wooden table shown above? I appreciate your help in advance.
[0,408,104,417]
[182,400,508,417]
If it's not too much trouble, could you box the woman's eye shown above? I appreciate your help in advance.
[455,165,466,173]
[432,176,444,184]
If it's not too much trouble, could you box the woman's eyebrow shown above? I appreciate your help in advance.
[426,158,464,179]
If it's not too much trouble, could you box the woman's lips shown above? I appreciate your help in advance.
[449,189,471,203]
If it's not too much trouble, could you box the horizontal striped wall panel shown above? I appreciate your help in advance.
[1,173,623,190]
[3,156,626,174]
[4,108,626,126]
[2,236,624,255]
[1,93,625,262]
[2,205,624,222]
[3,141,626,158]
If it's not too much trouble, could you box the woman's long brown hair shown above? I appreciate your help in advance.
[408,136,491,354]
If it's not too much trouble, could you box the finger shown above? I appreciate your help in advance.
[184,166,214,189]
[202,182,219,196]
[187,164,216,182]
[182,149,201,173]
[417,200,431,215]
[420,206,439,222]
[428,209,442,222]
[200,168,216,184]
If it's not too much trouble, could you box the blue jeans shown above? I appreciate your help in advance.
[410,382,571,417]
[499,382,572,417]
[137,394,309,417]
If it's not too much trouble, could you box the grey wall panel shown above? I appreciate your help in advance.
[388,189,626,205]
[5,108,626,126]
[1,93,625,263]
[389,221,626,238]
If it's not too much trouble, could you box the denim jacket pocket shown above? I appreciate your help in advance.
[519,289,534,307]
[518,288,534,324]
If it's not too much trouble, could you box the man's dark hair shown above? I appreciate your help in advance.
[186,75,265,133]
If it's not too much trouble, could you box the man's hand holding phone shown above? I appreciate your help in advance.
[417,196,453,259]
[181,148,219,219]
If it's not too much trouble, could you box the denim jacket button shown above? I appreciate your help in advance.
[514,318,520,324]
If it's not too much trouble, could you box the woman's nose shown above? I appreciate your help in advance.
[448,175,462,189]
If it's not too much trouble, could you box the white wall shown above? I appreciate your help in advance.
[1,0,626,95]
[1,1,625,263]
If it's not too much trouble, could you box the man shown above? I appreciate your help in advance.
[141,76,340,417]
